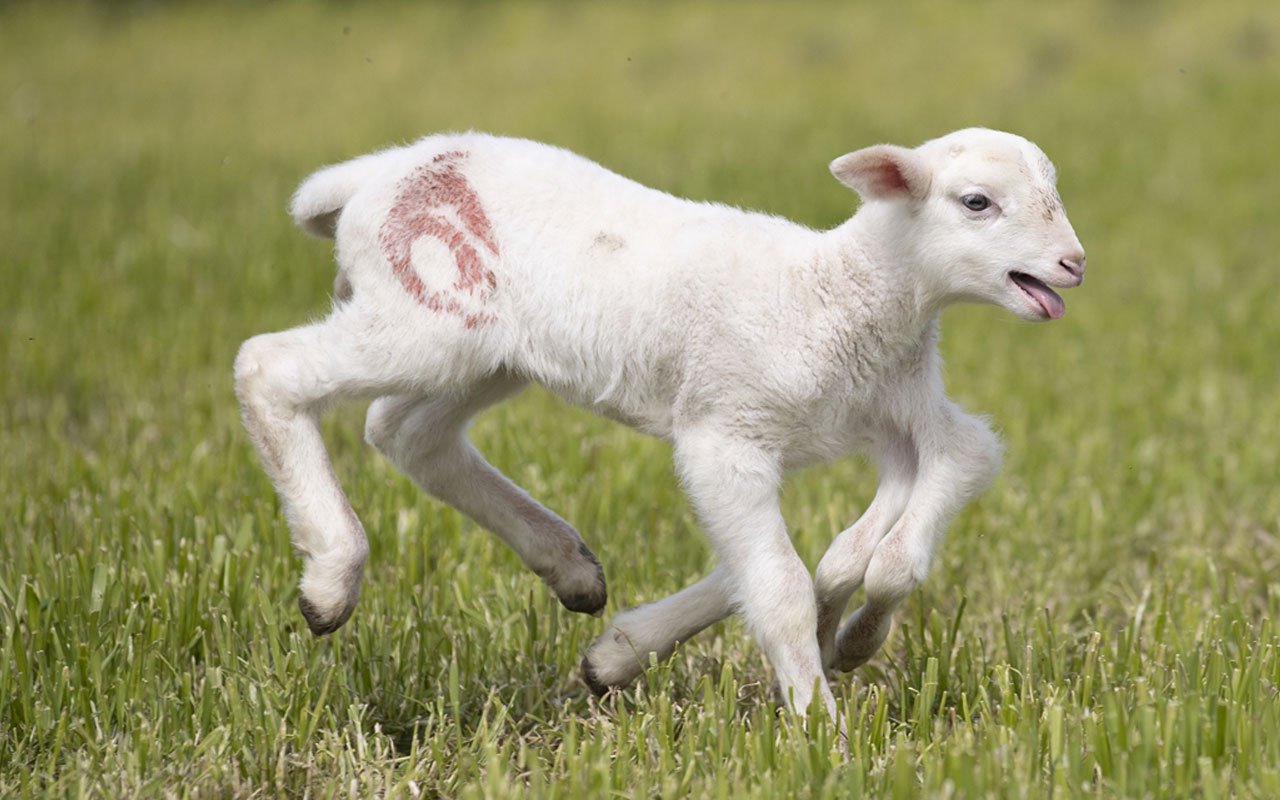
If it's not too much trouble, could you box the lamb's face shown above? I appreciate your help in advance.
[831,128,1086,321]
[915,129,1086,321]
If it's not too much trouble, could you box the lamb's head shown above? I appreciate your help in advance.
[831,128,1085,321]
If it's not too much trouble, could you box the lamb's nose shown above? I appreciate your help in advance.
[1059,253,1086,280]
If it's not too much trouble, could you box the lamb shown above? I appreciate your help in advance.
[234,128,1085,720]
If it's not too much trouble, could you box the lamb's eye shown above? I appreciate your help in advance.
[961,193,991,211]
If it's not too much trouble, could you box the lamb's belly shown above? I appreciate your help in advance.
[542,373,677,439]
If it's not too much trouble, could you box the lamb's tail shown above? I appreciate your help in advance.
[289,151,389,239]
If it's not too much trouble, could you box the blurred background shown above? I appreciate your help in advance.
[2,1,1278,795]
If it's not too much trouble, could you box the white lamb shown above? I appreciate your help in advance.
[234,128,1085,719]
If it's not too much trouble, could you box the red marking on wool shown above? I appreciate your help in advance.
[378,150,500,326]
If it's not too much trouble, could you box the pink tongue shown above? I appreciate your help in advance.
[1014,274,1065,319]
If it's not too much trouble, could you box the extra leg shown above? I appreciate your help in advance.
[364,378,607,615]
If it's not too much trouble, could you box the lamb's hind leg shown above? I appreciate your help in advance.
[582,567,733,693]
[365,379,607,615]
[235,312,423,634]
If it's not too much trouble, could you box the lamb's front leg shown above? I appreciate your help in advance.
[674,429,835,717]
[581,433,915,697]
[828,408,1003,672]
[813,437,916,670]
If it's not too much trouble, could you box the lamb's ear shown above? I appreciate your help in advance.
[829,144,930,202]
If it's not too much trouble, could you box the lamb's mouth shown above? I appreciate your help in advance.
[1009,271,1065,320]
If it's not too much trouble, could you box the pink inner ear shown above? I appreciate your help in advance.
[867,160,909,195]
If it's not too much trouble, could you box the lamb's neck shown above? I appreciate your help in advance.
[817,211,942,341]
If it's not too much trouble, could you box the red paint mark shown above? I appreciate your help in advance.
[378,150,499,327]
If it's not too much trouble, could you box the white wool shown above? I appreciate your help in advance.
[236,128,1085,721]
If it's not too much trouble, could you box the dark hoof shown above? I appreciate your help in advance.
[558,582,608,616]
[553,544,608,616]
[298,594,354,635]
[580,654,613,697]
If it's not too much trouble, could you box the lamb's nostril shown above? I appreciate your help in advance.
[1059,256,1086,278]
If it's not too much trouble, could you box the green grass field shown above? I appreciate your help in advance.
[3,1,1279,796]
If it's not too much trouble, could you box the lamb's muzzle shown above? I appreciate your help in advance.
[1060,255,1087,280]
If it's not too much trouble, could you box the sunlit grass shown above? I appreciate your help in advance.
[2,1,1278,796]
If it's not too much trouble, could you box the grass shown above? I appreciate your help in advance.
[2,0,1278,796]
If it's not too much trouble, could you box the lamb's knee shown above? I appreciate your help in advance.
[234,335,302,463]
[814,538,872,605]
[234,333,316,416]
[234,336,274,413]
[862,538,929,607]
